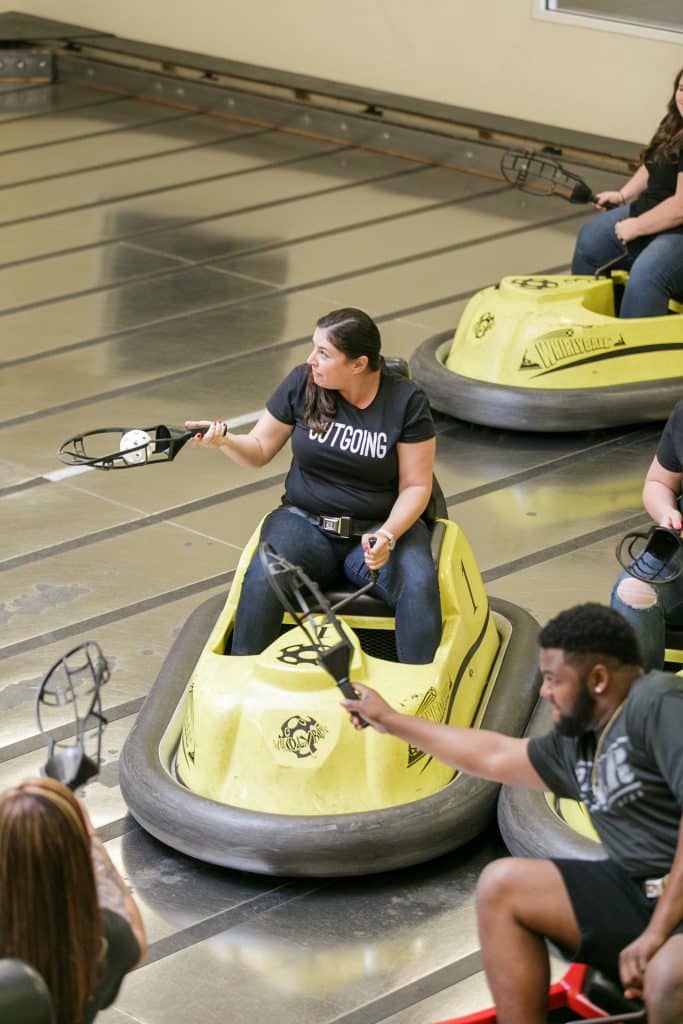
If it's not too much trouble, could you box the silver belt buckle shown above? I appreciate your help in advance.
[644,874,668,899]
[321,515,341,534]
[337,516,352,538]
[320,515,352,538]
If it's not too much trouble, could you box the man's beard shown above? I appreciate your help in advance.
[555,682,596,737]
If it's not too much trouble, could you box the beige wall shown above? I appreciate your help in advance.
[16,0,683,143]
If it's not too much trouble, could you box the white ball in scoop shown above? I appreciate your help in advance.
[119,429,153,465]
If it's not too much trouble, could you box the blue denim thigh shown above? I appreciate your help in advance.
[231,507,352,655]
[343,519,441,664]
[571,206,630,276]
[620,231,683,317]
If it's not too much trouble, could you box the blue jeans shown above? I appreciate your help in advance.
[571,205,683,317]
[611,550,683,670]
[232,507,442,663]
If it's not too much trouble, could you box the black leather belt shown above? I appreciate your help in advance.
[283,505,378,539]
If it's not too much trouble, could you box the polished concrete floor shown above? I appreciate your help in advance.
[0,78,659,1023]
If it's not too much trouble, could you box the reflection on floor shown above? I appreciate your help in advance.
[0,77,656,1024]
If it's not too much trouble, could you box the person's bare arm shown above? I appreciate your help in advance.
[185,411,293,468]
[619,818,683,999]
[642,457,683,531]
[594,164,649,209]
[616,171,683,244]
[364,437,435,571]
[340,684,546,789]
[90,832,148,960]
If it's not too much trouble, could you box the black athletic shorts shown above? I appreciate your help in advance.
[553,858,683,981]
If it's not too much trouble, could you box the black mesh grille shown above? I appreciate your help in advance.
[252,622,399,661]
[353,628,398,662]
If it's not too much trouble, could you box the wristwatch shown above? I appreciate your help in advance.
[376,528,396,550]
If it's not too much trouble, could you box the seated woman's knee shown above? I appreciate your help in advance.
[403,564,439,602]
[573,219,593,254]
[615,576,658,610]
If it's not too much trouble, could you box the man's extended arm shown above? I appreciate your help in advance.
[340,684,547,790]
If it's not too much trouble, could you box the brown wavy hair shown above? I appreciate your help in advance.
[644,67,683,163]
[304,308,382,433]
[0,778,103,1024]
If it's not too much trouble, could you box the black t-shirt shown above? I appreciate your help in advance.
[83,909,140,1022]
[656,400,683,475]
[266,364,435,520]
[631,146,683,236]
[527,671,683,876]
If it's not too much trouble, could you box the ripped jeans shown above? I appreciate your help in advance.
[611,545,683,670]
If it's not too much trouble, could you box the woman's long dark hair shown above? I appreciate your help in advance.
[0,778,103,1024]
[644,66,683,163]
[304,308,382,433]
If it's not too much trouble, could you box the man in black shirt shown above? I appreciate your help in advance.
[341,604,683,1024]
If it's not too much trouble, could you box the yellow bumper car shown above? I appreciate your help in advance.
[120,507,540,876]
[410,272,683,432]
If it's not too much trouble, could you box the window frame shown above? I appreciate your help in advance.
[532,0,683,44]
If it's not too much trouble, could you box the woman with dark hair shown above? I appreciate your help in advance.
[187,307,441,663]
[571,67,683,316]
[0,777,147,1024]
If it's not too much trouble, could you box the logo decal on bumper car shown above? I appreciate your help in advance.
[275,715,328,758]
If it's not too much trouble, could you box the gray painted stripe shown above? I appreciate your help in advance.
[140,882,327,968]
[0,571,235,663]
[0,336,299,428]
[0,697,145,765]
[0,110,199,158]
[0,464,93,499]
[0,92,122,127]
[444,425,659,507]
[139,903,481,1011]
[482,512,649,583]
[0,218,585,426]
[0,162,429,273]
[0,472,285,572]
[192,184,508,267]
[0,141,350,227]
[0,476,46,499]
[98,814,138,844]
[295,210,585,289]
[333,950,483,1024]
[0,179,504,319]
[0,124,271,192]
[372,259,572,323]
[0,477,44,497]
